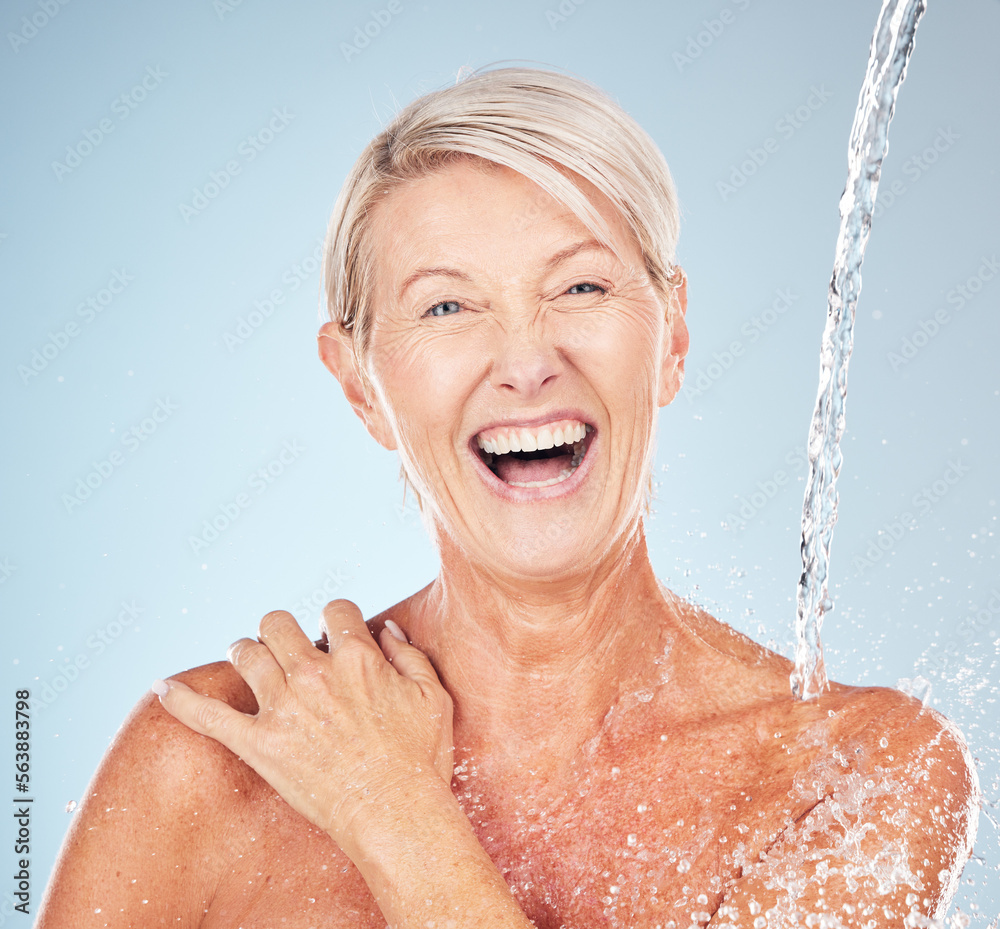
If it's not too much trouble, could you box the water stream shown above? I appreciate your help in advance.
[790,0,929,701]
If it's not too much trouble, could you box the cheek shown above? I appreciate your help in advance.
[370,328,480,452]
[565,303,662,398]
[616,299,664,358]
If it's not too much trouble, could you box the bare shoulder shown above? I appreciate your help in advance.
[101,659,261,800]
[828,684,979,818]
[673,593,978,833]
[676,595,982,918]
[667,591,798,685]
[37,661,262,928]
[714,682,980,918]
[672,591,976,755]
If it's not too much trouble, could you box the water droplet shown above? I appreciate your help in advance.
[677,859,691,873]
[65,800,77,813]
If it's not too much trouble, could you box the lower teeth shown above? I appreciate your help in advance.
[507,469,574,488]
[504,438,587,488]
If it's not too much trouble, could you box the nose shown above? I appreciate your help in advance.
[489,316,564,399]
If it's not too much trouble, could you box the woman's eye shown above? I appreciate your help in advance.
[424,300,462,318]
[566,282,605,295]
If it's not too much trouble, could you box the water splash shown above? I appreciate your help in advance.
[790,0,929,701]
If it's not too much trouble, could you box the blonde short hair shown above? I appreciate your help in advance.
[322,65,681,385]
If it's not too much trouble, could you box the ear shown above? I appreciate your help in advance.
[657,270,689,407]
[318,321,397,451]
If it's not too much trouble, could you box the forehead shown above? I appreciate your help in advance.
[367,159,639,291]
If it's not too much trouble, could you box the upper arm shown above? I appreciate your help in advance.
[36,664,254,929]
[712,695,979,927]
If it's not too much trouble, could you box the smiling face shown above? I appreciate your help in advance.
[320,157,688,581]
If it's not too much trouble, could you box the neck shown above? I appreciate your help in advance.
[398,523,679,774]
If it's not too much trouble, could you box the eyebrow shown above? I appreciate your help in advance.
[542,239,613,272]
[396,239,615,302]
[397,266,472,302]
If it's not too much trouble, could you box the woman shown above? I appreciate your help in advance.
[39,66,976,928]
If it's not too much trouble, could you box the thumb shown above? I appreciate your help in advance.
[153,678,252,749]
[378,625,447,697]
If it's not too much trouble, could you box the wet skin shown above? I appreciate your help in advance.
[37,160,976,928]
[36,593,976,928]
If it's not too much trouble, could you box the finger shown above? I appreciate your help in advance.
[257,609,317,674]
[226,637,286,708]
[378,625,446,696]
[320,599,379,655]
[152,678,253,753]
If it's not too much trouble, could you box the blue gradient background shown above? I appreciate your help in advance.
[3,0,998,921]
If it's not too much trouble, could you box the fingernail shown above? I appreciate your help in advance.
[384,619,407,643]
[151,679,169,697]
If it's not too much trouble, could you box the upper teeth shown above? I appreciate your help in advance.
[476,419,588,455]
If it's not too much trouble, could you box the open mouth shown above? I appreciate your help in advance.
[474,418,595,488]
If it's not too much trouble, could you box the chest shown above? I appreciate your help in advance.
[460,747,803,928]
[200,739,812,929]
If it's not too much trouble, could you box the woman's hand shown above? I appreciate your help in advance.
[154,601,534,929]
[153,600,454,857]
